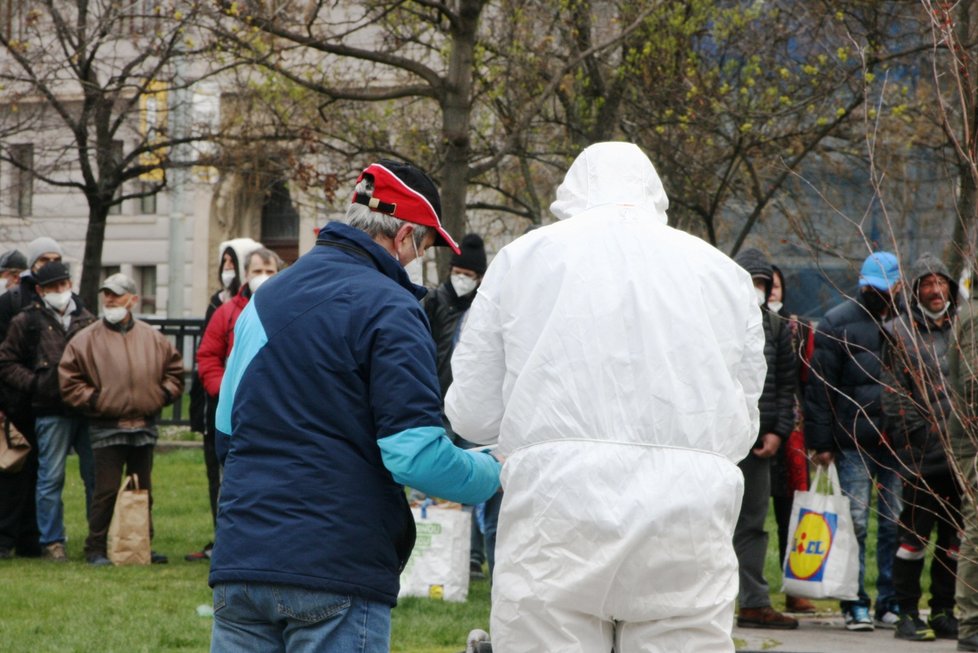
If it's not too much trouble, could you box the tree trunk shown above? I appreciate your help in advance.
[80,199,110,311]
[435,0,483,279]
[950,163,978,280]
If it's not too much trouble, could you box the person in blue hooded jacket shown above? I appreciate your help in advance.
[208,160,501,653]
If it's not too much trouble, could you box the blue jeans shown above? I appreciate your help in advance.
[211,583,390,653]
[35,415,94,545]
[836,447,902,612]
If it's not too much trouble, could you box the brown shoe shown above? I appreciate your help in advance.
[42,542,67,563]
[738,606,799,630]
[785,595,817,613]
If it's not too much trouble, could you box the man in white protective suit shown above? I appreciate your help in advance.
[445,141,767,653]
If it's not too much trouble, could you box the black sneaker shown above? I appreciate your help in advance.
[930,610,959,639]
[469,561,485,580]
[150,551,169,564]
[895,613,936,641]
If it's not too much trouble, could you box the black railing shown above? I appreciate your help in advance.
[142,317,205,426]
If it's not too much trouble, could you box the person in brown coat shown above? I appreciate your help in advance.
[59,273,184,566]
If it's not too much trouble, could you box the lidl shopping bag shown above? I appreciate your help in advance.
[781,463,859,600]
[398,504,470,602]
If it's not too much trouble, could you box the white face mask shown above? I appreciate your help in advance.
[0,278,7,294]
[248,274,270,293]
[103,305,129,324]
[755,287,767,306]
[450,274,478,297]
[221,270,236,289]
[43,290,72,313]
[767,300,784,313]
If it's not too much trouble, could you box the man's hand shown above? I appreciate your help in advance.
[752,433,781,458]
[812,450,835,467]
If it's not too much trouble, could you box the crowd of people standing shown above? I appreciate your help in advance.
[6,143,978,653]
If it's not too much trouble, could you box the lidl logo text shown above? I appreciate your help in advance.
[785,509,837,582]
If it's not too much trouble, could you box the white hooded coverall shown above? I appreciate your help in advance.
[445,142,766,653]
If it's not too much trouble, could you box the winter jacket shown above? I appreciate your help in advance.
[0,276,85,343]
[733,248,797,449]
[189,238,261,432]
[196,289,250,397]
[882,253,956,478]
[0,302,95,415]
[58,318,184,436]
[445,142,766,630]
[208,221,500,606]
[804,292,897,453]
[423,280,474,398]
[951,299,978,461]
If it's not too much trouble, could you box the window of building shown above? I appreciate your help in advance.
[139,184,157,214]
[260,179,300,264]
[10,143,33,217]
[136,265,157,314]
[0,0,27,40]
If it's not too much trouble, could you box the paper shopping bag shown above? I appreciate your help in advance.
[781,462,859,600]
[0,416,30,474]
[398,504,471,602]
[107,474,151,566]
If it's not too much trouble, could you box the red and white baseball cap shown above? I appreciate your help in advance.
[352,161,460,254]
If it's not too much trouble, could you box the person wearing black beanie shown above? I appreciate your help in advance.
[424,232,497,579]
[450,234,487,277]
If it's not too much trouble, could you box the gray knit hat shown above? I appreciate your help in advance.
[26,237,63,269]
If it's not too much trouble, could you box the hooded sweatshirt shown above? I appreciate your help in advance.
[882,252,956,478]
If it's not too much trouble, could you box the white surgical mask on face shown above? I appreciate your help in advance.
[768,300,783,313]
[103,305,129,324]
[43,290,72,313]
[451,274,478,297]
[248,274,270,293]
[221,270,236,289]
[755,287,767,306]
[0,278,7,294]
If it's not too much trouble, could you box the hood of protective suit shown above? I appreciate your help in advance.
[550,142,669,222]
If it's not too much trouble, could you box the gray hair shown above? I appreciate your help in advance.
[344,176,431,248]
[244,247,284,272]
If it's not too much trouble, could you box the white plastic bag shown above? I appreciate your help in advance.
[398,504,471,602]
[781,462,859,600]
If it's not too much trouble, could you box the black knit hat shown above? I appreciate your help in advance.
[34,261,71,287]
[450,234,487,275]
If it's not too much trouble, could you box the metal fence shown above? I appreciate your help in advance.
[143,316,205,426]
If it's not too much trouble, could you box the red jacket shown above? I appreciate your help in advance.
[196,289,249,397]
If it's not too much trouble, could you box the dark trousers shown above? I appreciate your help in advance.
[204,398,220,527]
[0,413,40,555]
[893,472,962,613]
[773,494,793,570]
[85,444,154,558]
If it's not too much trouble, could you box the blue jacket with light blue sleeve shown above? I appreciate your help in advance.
[208,221,501,606]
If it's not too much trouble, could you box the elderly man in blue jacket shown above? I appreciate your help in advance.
[208,161,501,653]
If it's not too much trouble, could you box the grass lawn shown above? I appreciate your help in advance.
[0,446,490,653]
[2,446,908,652]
